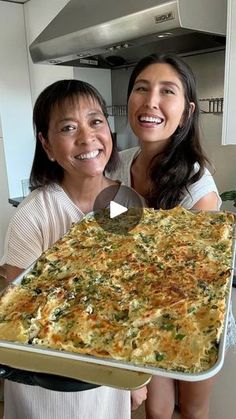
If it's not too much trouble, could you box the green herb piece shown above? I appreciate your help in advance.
[175,333,186,340]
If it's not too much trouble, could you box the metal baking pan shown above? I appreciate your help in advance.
[0,266,152,390]
[0,215,235,385]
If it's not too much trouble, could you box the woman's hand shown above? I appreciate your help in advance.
[131,386,147,411]
[5,264,24,282]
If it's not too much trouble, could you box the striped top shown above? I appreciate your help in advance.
[1,183,85,269]
[2,182,131,419]
[1,182,143,269]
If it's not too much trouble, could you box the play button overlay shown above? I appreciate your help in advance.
[93,185,144,234]
[110,201,127,218]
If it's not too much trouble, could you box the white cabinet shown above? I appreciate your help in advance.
[0,1,34,198]
[24,0,73,104]
[222,0,236,145]
[0,115,2,139]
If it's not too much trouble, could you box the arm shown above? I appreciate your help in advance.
[191,191,219,211]
[180,166,221,210]
[131,386,147,411]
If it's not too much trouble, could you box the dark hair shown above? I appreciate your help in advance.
[127,53,210,209]
[30,79,118,188]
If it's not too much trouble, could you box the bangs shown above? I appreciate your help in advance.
[52,93,108,119]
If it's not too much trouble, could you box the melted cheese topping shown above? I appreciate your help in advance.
[0,207,234,373]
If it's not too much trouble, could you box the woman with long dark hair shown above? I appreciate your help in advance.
[109,53,236,419]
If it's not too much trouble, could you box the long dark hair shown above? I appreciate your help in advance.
[127,53,210,209]
[30,79,118,189]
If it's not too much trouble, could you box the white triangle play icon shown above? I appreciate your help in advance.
[110,201,128,218]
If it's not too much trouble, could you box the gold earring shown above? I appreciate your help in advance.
[50,157,55,162]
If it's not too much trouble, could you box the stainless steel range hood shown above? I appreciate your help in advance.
[29,0,227,69]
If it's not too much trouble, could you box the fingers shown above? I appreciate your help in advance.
[131,386,147,411]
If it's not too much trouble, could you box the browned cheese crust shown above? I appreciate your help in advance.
[0,207,234,373]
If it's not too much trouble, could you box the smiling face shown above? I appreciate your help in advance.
[39,95,113,181]
[128,63,193,149]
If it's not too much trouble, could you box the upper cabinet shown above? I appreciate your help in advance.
[0,115,2,139]
[0,1,34,198]
[222,0,236,145]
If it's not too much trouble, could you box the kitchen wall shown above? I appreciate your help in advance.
[24,0,113,110]
[186,51,236,209]
[24,0,73,104]
[111,50,236,210]
[0,1,31,258]
[0,134,15,258]
[0,0,113,259]
[0,0,113,199]
[0,1,34,199]
[24,0,114,129]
